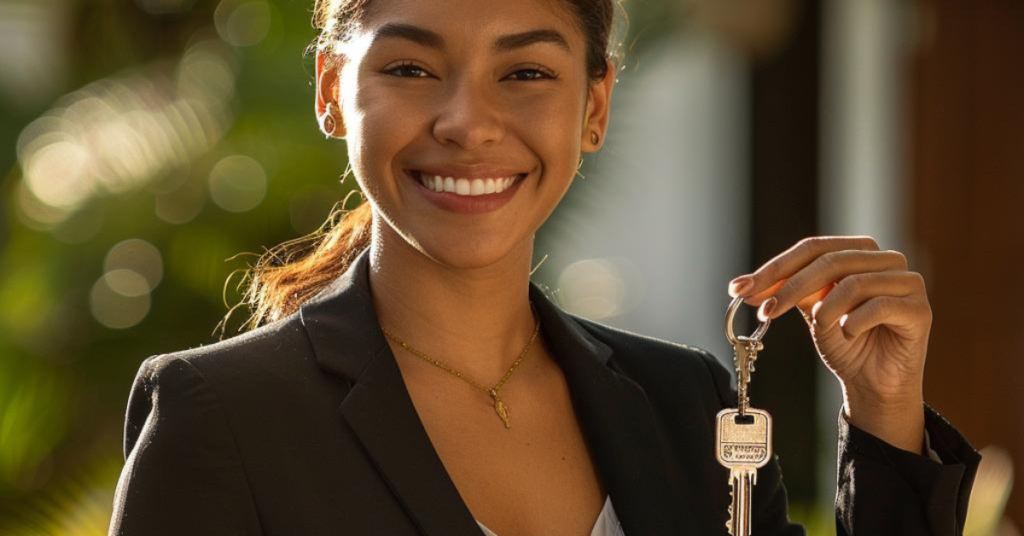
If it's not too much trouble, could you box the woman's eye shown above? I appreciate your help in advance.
[507,68,557,82]
[383,62,430,78]
[381,63,557,81]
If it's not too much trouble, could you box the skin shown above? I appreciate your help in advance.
[728,236,931,455]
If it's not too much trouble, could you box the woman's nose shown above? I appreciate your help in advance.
[431,79,506,150]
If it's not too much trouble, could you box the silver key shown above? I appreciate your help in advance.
[716,408,773,535]
[720,295,774,535]
[732,335,763,415]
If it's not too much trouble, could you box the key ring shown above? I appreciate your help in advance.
[725,295,771,346]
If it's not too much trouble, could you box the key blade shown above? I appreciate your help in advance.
[730,469,755,536]
[733,339,754,386]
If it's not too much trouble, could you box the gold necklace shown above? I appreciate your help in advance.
[379,302,540,430]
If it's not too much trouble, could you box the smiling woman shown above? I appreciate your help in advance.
[228,0,622,331]
[107,0,980,535]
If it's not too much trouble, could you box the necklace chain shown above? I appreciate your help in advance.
[379,302,540,430]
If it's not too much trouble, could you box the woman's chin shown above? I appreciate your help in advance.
[411,237,530,272]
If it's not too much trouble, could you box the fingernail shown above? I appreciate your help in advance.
[729,276,754,297]
[758,297,777,321]
[811,301,824,322]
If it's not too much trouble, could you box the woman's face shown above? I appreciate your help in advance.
[317,0,614,269]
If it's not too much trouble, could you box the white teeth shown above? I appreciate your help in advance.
[417,172,521,196]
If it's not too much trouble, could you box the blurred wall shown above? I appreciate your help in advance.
[908,0,1024,529]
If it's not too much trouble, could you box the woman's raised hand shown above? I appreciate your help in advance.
[727,236,931,455]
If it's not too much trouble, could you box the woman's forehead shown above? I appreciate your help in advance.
[357,0,584,50]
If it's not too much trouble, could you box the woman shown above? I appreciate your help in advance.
[108,0,980,534]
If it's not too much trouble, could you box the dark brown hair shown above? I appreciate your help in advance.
[221,0,627,334]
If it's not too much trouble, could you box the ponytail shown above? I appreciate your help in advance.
[219,191,372,335]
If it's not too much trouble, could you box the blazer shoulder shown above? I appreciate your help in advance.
[150,311,310,371]
[569,313,736,408]
[132,311,322,407]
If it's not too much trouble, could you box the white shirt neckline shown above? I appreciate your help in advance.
[474,494,623,536]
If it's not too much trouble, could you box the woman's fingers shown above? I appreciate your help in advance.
[760,249,908,321]
[729,236,880,298]
[811,271,922,334]
[726,236,909,321]
[847,296,929,339]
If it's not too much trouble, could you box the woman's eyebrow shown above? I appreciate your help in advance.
[371,23,572,55]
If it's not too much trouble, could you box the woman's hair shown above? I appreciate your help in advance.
[222,0,627,334]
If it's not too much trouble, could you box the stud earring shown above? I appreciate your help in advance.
[590,131,600,145]
[320,102,338,138]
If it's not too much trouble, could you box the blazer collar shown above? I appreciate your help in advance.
[299,248,697,536]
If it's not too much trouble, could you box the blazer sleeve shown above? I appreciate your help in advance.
[835,402,982,535]
[108,355,264,536]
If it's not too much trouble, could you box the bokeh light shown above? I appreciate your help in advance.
[89,276,152,329]
[208,154,268,213]
[556,257,646,320]
[15,38,237,229]
[104,239,164,291]
[214,0,272,48]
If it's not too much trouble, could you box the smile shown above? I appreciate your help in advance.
[405,169,529,215]
[411,171,526,196]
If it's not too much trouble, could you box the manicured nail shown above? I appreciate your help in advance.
[729,276,754,297]
[758,297,777,321]
[811,301,824,323]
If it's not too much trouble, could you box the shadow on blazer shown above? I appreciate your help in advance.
[109,247,980,536]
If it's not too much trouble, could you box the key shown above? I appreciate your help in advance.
[721,295,774,534]
[731,335,763,416]
[716,407,773,535]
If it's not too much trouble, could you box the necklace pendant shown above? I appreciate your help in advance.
[495,399,512,430]
[492,395,511,429]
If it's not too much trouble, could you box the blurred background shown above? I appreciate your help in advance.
[0,0,1020,533]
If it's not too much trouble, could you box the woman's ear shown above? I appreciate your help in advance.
[315,49,346,139]
[580,57,616,152]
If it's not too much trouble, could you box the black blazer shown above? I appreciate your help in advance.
[109,248,980,536]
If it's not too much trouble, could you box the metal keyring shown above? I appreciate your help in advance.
[725,295,771,346]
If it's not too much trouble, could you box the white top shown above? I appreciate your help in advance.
[475,494,625,536]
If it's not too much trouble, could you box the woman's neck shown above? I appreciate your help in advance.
[366,222,541,383]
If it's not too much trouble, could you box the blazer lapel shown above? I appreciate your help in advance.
[528,282,698,535]
[299,250,482,536]
[300,248,697,536]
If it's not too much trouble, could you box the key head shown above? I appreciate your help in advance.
[715,408,773,469]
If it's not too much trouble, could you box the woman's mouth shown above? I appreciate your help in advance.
[404,169,529,215]
[408,170,526,196]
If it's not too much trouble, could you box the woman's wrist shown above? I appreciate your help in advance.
[842,385,926,455]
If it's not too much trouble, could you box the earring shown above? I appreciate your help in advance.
[320,102,338,138]
[590,131,600,145]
